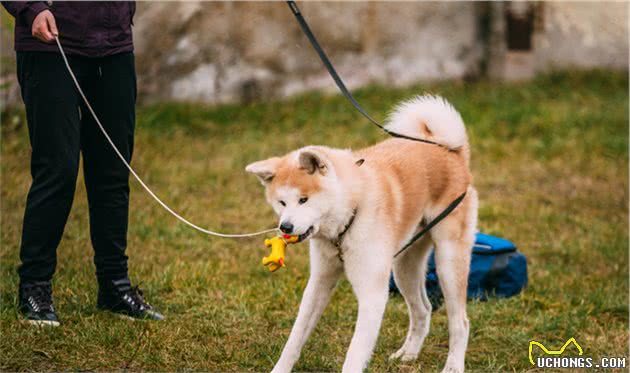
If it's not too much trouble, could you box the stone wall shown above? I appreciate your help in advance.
[486,2,628,80]
[535,2,627,71]
[1,2,627,107]
[133,2,481,104]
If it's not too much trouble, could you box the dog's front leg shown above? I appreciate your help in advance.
[272,241,343,373]
[342,247,392,373]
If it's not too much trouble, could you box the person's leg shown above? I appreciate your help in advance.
[79,52,135,284]
[79,52,161,320]
[16,52,86,325]
[17,52,83,284]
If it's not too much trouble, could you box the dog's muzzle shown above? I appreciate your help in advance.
[296,226,314,242]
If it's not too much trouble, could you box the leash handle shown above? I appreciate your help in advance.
[54,36,278,239]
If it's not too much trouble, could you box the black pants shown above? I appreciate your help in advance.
[16,51,136,285]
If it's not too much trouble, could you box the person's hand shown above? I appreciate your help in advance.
[31,10,58,43]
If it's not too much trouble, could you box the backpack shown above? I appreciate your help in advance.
[389,233,528,309]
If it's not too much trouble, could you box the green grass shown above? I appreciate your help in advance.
[1,70,628,372]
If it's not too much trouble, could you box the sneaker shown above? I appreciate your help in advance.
[19,281,60,327]
[97,278,164,321]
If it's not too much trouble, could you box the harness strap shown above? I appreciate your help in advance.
[393,192,467,258]
[287,1,441,147]
[331,193,467,261]
[332,209,357,262]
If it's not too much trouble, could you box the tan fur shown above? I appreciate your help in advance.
[268,163,323,197]
[355,138,471,247]
[262,138,472,253]
[420,120,433,137]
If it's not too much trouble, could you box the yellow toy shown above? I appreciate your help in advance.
[262,235,299,272]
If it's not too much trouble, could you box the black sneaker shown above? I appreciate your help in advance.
[97,278,164,321]
[18,281,60,327]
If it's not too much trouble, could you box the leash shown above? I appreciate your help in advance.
[287,1,441,147]
[287,1,468,257]
[54,36,278,239]
[393,192,467,258]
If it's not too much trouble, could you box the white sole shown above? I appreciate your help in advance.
[24,319,60,327]
[114,313,138,321]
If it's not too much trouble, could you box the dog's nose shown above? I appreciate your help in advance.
[279,222,294,234]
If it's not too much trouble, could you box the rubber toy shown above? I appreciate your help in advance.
[263,234,299,272]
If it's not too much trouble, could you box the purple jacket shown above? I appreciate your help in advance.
[2,1,135,57]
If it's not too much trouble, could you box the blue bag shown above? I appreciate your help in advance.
[389,233,527,309]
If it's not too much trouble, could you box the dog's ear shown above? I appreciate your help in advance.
[245,157,281,185]
[299,150,327,175]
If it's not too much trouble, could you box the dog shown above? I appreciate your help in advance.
[246,95,478,373]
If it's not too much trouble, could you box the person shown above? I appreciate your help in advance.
[2,1,163,325]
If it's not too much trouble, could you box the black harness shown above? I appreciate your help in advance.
[287,1,467,259]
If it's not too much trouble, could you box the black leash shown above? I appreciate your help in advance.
[287,1,467,258]
[286,1,440,147]
[393,192,467,258]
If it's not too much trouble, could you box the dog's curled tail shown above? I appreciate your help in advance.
[385,95,470,164]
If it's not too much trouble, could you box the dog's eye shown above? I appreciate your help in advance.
[279,200,286,207]
[298,197,308,205]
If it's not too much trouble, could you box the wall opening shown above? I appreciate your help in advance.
[505,6,534,51]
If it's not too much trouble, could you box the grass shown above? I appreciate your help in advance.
[1,70,628,372]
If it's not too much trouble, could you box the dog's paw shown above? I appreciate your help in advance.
[440,364,464,373]
[270,367,288,373]
[270,363,291,373]
[440,355,465,373]
[389,348,418,362]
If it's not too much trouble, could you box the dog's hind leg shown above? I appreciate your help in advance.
[342,245,392,373]
[432,189,477,373]
[271,240,343,373]
[389,235,434,362]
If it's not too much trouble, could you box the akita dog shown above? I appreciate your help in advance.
[246,95,478,373]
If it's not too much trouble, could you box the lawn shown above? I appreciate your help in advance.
[1,70,628,372]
